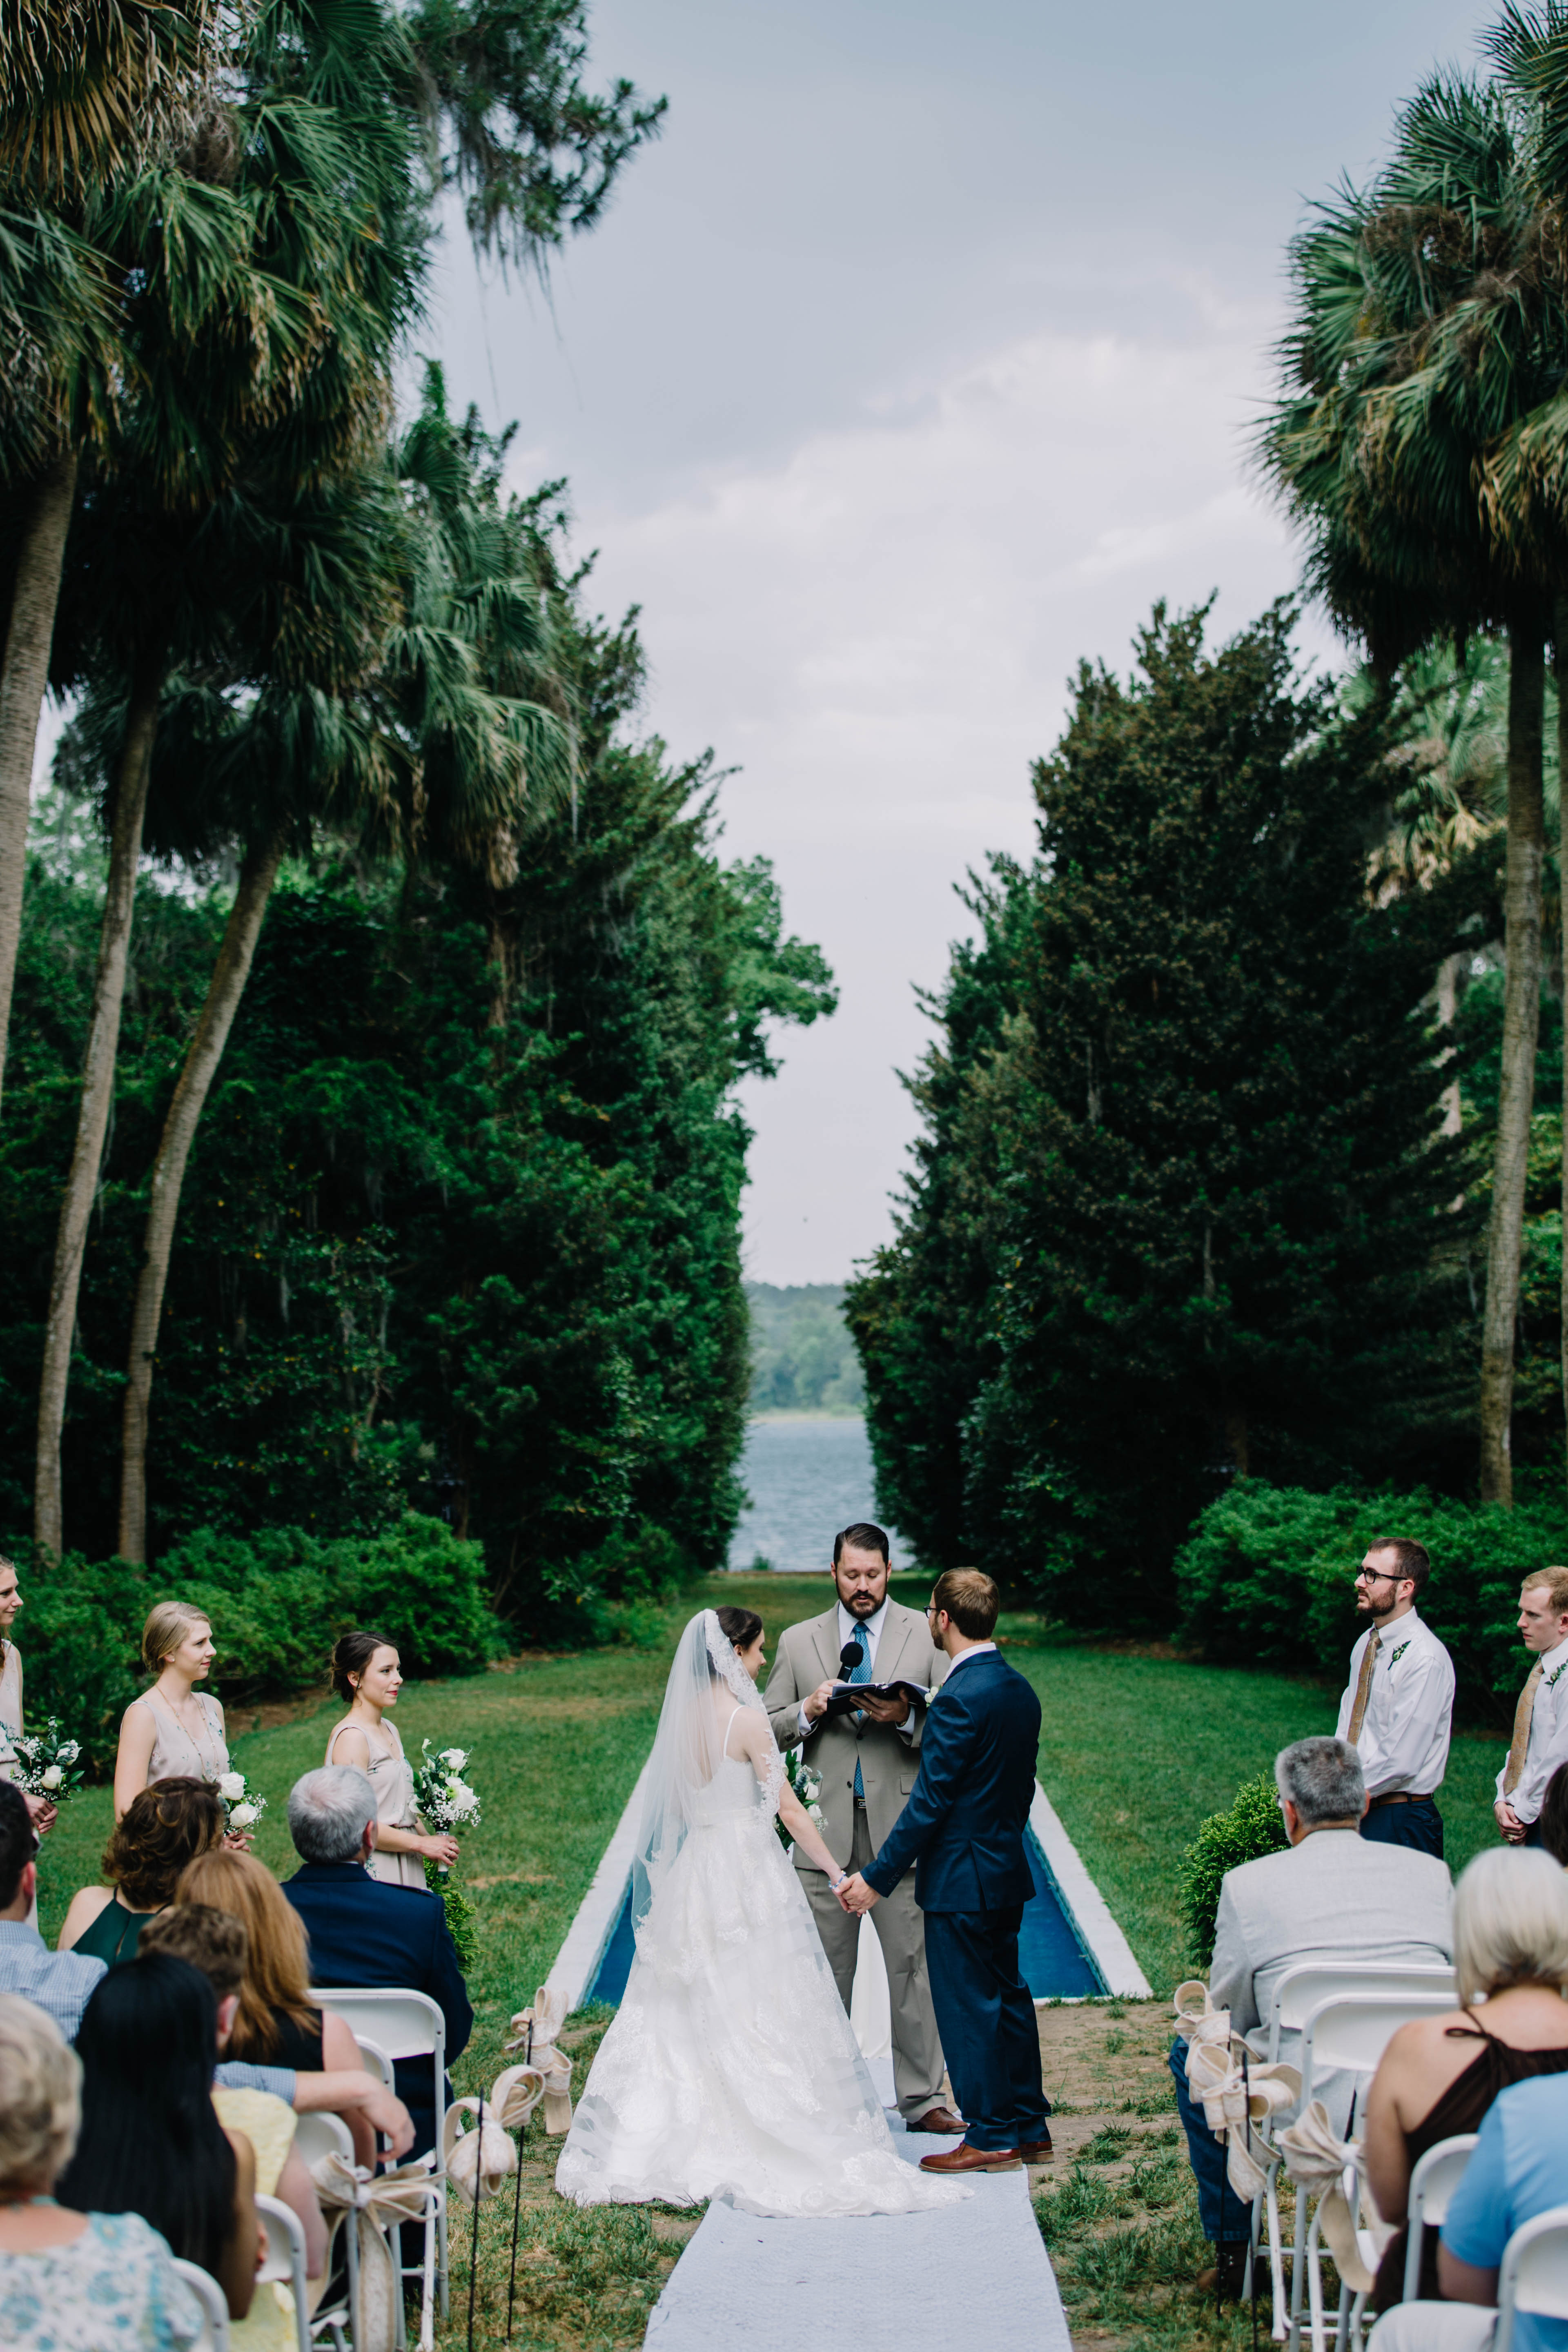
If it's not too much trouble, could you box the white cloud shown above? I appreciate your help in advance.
[523,285,1330,1283]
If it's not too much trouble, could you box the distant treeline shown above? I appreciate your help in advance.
[746,1285,864,1415]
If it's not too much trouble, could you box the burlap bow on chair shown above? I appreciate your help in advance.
[1174,1982,1301,2203]
[505,1988,574,2134]
[443,2062,547,2205]
[310,2149,441,2352]
[1278,2101,1394,2295]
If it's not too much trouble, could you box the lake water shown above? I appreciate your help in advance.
[725,1415,906,1575]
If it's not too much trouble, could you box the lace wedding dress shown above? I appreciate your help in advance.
[555,1611,968,2219]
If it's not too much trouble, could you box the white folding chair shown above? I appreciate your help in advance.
[172,2258,230,2352]
[354,2032,397,2091]
[1287,1993,1461,2352]
[256,2194,311,2352]
[1495,2204,1568,2352]
[1402,2134,1479,2301]
[1247,1966,1456,2331]
[295,2111,360,2352]
[313,1989,449,2321]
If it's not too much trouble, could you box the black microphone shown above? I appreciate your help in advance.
[839,1639,865,1679]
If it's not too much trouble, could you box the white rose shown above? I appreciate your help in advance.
[229,1802,258,1829]
[440,1748,466,1767]
[40,1766,62,1790]
[450,1786,478,1817]
[218,1772,246,1802]
[57,1743,79,1764]
[807,1803,824,1823]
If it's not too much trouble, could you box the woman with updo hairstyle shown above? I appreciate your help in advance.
[322,1629,458,1886]
[0,1990,205,2348]
[57,1776,226,1964]
[113,1599,231,1823]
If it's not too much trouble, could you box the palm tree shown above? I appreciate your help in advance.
[0,0,223,1120]
[1259,69,1562,1502]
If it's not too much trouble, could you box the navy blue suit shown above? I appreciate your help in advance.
[283,1861,473,2159]
[862,1647,1049,2152]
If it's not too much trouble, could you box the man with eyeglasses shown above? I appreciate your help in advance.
[1334,1536,1454,1858]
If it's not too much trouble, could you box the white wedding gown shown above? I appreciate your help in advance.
[555,1729,968,2218]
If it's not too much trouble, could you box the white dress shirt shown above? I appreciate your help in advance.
[797,1599,915,1740]
[1495,1635,1568,1824]
[1334,1610,1455,1797]
[942,1641,996,1675]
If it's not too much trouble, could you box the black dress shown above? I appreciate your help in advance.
[258,2005,325,2071]
[1373,2018,1568,2308]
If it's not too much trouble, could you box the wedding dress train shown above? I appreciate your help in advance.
[555,1616,968,2220]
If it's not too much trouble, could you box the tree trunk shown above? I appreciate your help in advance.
[33,655,162,1559]
[0,453,78,1120]
[117,825,287,1562]
[1479,615,1547,1506]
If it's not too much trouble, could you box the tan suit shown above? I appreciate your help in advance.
[764,1599,948,2119]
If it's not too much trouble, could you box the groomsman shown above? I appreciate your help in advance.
[1335,1535,1454,1858]
[764,1523,959,2133]
[1494,1569,1568,1847]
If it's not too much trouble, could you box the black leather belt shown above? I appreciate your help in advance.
[1368,1791,1435,1807]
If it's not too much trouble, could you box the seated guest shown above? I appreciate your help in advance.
[147,1891,415,2167]
[134,1911,327,2349]
[1367,2071,1568,2352]
[0,1780,105,2038]
[57,1775,225,1963]
[1536,1761,1568,1867]
[1365,1847,1568,2310]
[57,1951,261,2323]
[1172,1736,1452,2297]
[281,1765,472,2161]
[0,1991,205,2351]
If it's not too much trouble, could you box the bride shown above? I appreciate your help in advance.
[555,1606,969,2218]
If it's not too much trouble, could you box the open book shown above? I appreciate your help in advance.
[822,1678,931,1717]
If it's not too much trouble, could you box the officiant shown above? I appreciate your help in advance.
[764,1522,961,2134]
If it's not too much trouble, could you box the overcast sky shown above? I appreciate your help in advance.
[425,0,1494,1285]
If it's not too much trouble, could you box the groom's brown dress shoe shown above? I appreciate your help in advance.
[919,2142,1022,2174]
[1020,2134,1054,2161]
[907,2105,967,2135]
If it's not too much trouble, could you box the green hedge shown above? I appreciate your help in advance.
[1172,1480,1567,1719]
[1176,1773,1290,1969]
[12,1512,505,1772]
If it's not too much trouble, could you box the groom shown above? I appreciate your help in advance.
[764,1522,962,2133]
[839,1567,1051,2174]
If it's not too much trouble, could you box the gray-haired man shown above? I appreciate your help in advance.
[1171,1737,1452,2296]
[283,1765,472,2165]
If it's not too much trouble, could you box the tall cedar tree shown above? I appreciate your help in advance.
[849,602,1479,1623]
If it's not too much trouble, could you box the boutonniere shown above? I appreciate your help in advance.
[1386,1642,1410,1669]
[1546,1659,1568,1691]
[924,1683,942,1706]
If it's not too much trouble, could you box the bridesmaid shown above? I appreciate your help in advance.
[114,1602,231,1822]
[0,1555,56,1837]
[323,1631,458,1886]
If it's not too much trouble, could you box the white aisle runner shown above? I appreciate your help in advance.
[645,1932,1067,2352]
[643,2114,1071,2352]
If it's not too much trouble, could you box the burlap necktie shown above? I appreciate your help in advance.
[1504,1659,1545,1796]
[1346,1630,1381,1744]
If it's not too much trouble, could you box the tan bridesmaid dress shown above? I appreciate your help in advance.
[325,1717,425,1888]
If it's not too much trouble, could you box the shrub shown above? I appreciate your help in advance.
[1172,1479,1565,1720]
[9,1512,506,1771]
[1176,1772,1289,1968]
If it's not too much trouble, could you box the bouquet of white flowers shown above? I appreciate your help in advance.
[775,1751,824,1853]
[414,1742,481,1871]
[216,1770,266,1833]
[10,1719,84,1801]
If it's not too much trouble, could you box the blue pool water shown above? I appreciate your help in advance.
[585,1827,1103,2006]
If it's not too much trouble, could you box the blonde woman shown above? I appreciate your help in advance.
[322,1631,457,1886]
[114,1603,230,1823]
[1363,1846,1568,2309]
